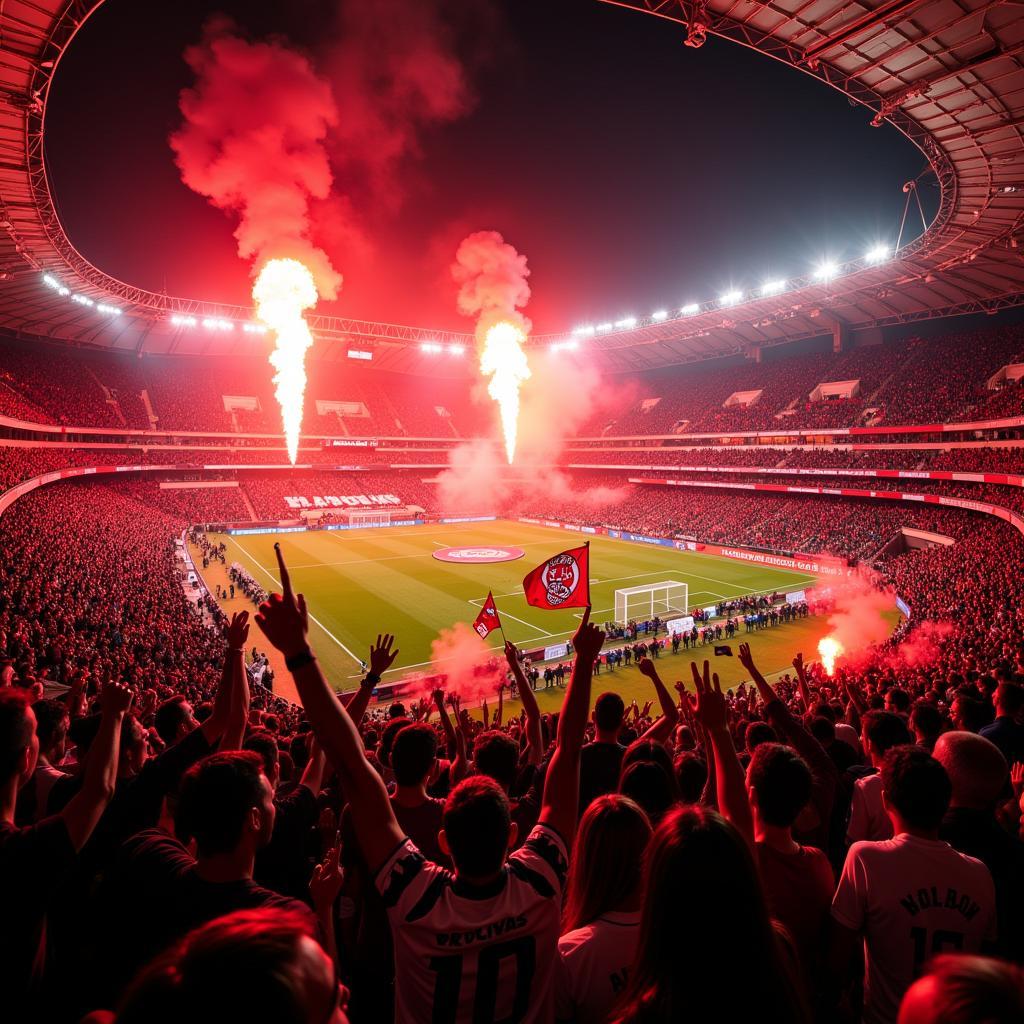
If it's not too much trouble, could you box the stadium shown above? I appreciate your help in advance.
[1,1,1023,1022]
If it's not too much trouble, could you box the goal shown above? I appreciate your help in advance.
[614,581,689,624]
[347,509,393,528]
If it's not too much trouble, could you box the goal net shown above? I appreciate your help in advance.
[614,581,689,624]
[347,509,393,528]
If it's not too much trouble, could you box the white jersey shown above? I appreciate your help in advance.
[847,772,893,844]
[556,911,641,1024]
[832,834,997,1024]
[376,823,568,1024]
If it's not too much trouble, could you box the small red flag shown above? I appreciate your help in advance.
[522,543,590,610]
[473,591,502,639]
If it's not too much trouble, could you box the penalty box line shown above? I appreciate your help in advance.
[226,537,365,669]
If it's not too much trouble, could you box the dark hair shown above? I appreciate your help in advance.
[243,730,280,780]
[910,702,945,745]
[443,776,511,877]
[622,740,675,779]
[116,908,324,1024]
[0,690,33,779]
[863,710,912,757]
[747,743,812,828]
[473,730,519,790]
[673,752,707,803]
[953,695,989,733]
[32,697,69,752]
[995,681,1024,716]
[154,696,192,744]
[899,954,1024,1024]
[808,716,836,746]
[379,717,410,767]
[881,745,951,831]
[176,751,267,857]
[618,760,678,828]
[392,723,438,786]
[613,806,809,1023]
[563,795,652,933]
[886,687,911,713]
[594,692,625,732]
[745,721,777,753]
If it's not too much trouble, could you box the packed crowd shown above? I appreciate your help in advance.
[2,323,1023,442]
[2,480,1024,1021]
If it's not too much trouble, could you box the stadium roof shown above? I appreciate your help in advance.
[0,0,1021,371]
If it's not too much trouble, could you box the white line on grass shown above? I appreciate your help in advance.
[283,538,557,571]
[463,600,554,639]
[226,537,365,669]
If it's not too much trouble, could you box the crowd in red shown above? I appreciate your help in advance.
[0,468,1022,1022]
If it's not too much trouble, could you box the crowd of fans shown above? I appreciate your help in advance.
[2,324,1023,441]
[2,470,1023,1021]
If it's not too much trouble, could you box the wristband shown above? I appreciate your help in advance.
[285,647,316,671]
[362,672,381,687]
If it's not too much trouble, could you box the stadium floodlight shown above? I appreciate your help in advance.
[813,260,838,281]
[760,279,786,296]
[243,323,268,334]
[202,318,233,331]
[97,304,121,316]
[71,294,95,307]
[719,290,743,306]
[865,244,889,264]
[651,309,669,321]
[42,274,59,289]
[681,302,700,315]
[573,325,596,337]
[448,344,465,356]
[614,316,638,329]
[595,322,613,333]
[347,349,372,361]
[171,315,198,328]
[420,342,443,354]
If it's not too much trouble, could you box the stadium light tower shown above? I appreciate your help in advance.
[813,260,838,282]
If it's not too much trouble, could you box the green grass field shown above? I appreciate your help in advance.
[191,520,870,713]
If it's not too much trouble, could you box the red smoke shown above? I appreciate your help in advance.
[816,574,899,670]
[452,230,532,341]
[325,0,479,204]
[170,19,342,298]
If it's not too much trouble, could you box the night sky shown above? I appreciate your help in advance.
[45,0,936,332]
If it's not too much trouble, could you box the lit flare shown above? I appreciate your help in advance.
[253,258,318,464]
[480,320,531,464]
[817,636,844,677]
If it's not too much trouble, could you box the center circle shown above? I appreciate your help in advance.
[432,546,526,564]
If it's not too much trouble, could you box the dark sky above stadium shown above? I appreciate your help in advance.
[47,0,936,332]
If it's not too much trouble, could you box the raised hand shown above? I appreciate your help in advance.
[737,642,755,672]
[225,610,250,650]
[572,607,605,663]
[638,657,657,678]
[369,634,399,677]
[310,841,345,910]
[792,651,805,677]
[504,640,520,668]
[255,545,309,658]
[100,680,134,717]
[690,660,728,733]
[431,688,446,707]
[1011,762,1024,800]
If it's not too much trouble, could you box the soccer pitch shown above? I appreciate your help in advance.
[194,520,842,711]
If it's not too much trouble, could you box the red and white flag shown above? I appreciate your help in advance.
[473,591,502,639]
[522,543,590,610]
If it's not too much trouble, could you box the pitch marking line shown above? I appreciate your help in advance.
[226,536,365,669]
[284,538,557,571]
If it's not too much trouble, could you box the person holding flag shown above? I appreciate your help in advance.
[522,542,590,611]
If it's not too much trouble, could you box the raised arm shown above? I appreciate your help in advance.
[792,651,814,712]
[255,546,402,872]
[200,615,244,746]
[342,642,394,727]
[505,642,543,766]
[219,612,250,751]
[689,660,754,852]
[540,608,605,844]
[60,682,132,850]
[433,688,468,782]
[636,658,680,744]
